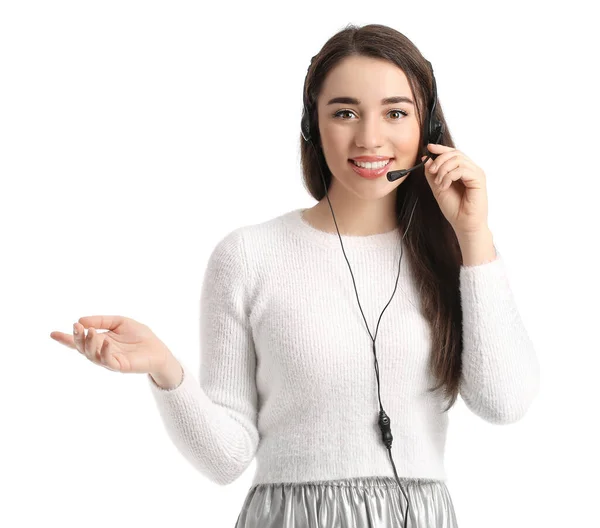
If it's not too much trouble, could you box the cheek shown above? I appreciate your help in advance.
[319,122,347,150]
[319,130,350,165]
[394,119,421,147]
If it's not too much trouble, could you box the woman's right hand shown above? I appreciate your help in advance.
[50,315,172,375]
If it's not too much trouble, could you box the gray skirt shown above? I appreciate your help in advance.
[234,475,458,528]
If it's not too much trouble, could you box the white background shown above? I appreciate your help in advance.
[1,1,598,527]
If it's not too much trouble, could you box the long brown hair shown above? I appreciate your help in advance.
[300,23,463,412]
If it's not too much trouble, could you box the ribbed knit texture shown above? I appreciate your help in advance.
[147,208,540,486]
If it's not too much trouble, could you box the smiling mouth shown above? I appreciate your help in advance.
[347,159,395,180]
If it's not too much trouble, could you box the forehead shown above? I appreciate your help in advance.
[320,55,413,101]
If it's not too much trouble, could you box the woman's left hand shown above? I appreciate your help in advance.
[421,143,489,236]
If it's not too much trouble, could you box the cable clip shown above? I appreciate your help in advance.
[378,409,393,449]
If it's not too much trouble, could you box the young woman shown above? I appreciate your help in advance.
[50,23,539,528]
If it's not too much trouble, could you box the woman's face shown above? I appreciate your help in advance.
[316,55,422,200]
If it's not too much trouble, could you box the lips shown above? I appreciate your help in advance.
[348,158,394,179]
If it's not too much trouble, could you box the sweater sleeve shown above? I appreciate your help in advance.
[146,228,260,485]
[458,249,540,424]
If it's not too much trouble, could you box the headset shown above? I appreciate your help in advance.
[300,57,445,528]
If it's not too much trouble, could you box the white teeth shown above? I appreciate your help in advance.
[352,159,391,169]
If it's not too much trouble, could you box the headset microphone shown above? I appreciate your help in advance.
[300,57,444,528]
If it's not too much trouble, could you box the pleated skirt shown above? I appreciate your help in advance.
[234,475,458,527]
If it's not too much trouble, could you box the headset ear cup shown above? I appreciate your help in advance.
[422,107,434,156]
[432,120,444,145]
[301,104,311,142]
[427,114,444,146]
[424,107,444,161]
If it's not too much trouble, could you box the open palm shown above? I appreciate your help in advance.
[50,315,170,374]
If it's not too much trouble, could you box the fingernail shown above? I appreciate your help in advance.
[73,323,78,335]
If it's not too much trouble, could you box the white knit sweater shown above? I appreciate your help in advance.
[147,208,540,487]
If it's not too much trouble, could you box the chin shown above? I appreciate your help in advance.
[345,181,398,201]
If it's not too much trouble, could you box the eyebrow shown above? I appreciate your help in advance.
[326,96,414,106]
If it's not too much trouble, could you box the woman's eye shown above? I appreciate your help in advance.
[333,109,356,119]
[388,109,408,119]
[333,109,408,119]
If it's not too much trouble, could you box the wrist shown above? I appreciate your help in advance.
[456,228,497,266]
[456,225,491,242]
[150,354,183,391]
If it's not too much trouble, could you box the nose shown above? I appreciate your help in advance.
[354,114,384,150]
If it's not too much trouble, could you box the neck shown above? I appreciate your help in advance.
[307,191,399,236]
